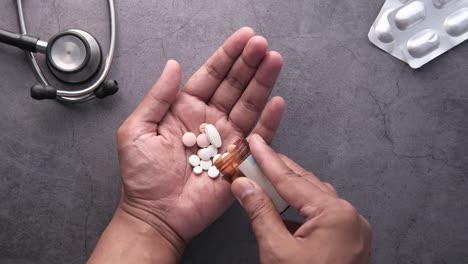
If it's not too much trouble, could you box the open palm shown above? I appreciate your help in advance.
[116,28,285,247]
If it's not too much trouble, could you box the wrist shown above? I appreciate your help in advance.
[89,206,184,264]
[118,197,186,256]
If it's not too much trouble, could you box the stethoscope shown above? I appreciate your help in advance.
[0,0,118,103]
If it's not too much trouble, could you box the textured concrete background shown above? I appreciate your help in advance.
[1,0,467,263]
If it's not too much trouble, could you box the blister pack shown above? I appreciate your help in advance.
[369,0,468,68]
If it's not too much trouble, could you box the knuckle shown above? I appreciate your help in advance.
[241,97,261,113]
[324,182,337,194]
[204,62,224,81]
[225,74,246,92]
[284,168,300,179]
[337,199,359,223]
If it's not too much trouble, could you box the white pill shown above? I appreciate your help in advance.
[197,148,212,161]
[207,145,218,157]
[188,155,200,167]
[213,154,221,163]
[196,133,210,148]
[205,124,222,148]
[207,166,220,178]
[200,160,212,170]
[227,144,236,152]
[199,123,208,133]
[193,166,203,175]
[222,152,229,159]
[182,132,197,147]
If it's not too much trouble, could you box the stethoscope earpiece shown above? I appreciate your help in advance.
[94,80,119,99]
[31,79,119,100]
[30,84,57,100]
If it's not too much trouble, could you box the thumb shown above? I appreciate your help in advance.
[129,60,181,126]
[232,177,291,243]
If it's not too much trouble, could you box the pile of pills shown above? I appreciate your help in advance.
[182,123,224,179]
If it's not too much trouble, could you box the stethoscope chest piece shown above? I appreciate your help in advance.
[46,29,102,84]
[0,0,117,102]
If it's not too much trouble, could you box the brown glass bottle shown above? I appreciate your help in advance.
[215,138,288,213]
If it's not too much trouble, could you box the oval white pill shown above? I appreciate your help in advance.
[200,160,212,170]
[222,152,229,159]
[188,155,200,167]
[213,154,221,163]
[196,133,210,148]
[207,145,218,157]
[207,166,220,178]
[193,166,203,175]
[205,124,222,148]
[182,132,197,147]
[197,148,212,161]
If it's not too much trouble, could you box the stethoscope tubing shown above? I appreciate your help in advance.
[16,0,116,103]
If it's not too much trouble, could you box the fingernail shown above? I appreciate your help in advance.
[232,177,256,201]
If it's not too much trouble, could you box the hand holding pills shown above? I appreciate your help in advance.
[90,27,285,263]
[90,27,371,264]
[230,134,372,264]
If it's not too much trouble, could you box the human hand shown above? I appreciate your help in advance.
[231,134,372,264]
[116,28,285,255]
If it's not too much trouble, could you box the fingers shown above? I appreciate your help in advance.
[278,154,338,196]
[124,60,181,134]
[183,27,255,101]
[250,96,285,144]
[229,51,283,135]
[231,177,291,244]
[209,36,268,113]
[248,134,328,209]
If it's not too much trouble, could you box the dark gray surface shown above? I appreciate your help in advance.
[0,0,467,263]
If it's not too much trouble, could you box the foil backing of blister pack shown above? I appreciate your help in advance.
[369,0,468,68]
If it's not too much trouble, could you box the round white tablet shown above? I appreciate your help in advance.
[182,132,197,147]
[200,160,212,170]
[197,148,212,161]
[193,166,203,175]
[188,155,200,167]
[207,145,218,157]
[213,154,221,163]
[196,133,210,148]
[207,166,220,178]
[205,124,222,148]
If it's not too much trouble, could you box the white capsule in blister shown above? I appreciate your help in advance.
[369,0,468,68]
[444,8,468,36]
[407,29,440,58]
[394,1,426,31]
[376,10,395,43]
[433,0,457,9]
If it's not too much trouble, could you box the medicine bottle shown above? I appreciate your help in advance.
[214,138,288,213]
